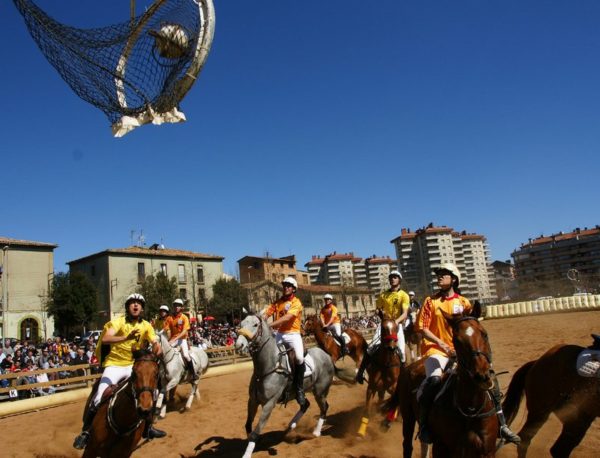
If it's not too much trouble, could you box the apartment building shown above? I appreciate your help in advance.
[391,224,497,303]
[305,252,397,292]
[68,244,224,322]
[511,226,600,294]
[0,237,57,341]
[491,260,518,301]
[238,254,310,286]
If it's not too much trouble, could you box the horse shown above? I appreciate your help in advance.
[303,314,368,367]
[357,317,402,437]
[83,349,160,458]
[154,332,209,418]
[385,308,499,457]
[404,309,423,363]
[502,340,600,457]
[235,314,335,458]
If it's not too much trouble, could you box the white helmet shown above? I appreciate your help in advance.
[434,262,461,284]
[159,305,170,312]
[408,291,415,296]
[173,298,184,307]
[389,270,403,279]
[282,276,298,290]
[324,293,333,300]
[125,293,145,307]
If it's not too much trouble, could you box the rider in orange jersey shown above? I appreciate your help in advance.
[415,263,520,445]
[164,299,197,381]
[262,276,309,410]
[320,293,346,356]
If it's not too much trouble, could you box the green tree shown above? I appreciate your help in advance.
[208,278,248,320]
[137,271,178,318]
[46,272,99,337]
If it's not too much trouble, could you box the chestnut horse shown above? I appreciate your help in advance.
[385,311,499,457]
[502,342,600,457]
[303,314,368,366]
[357,317,402,437]
[83,350,160,458]
[404,309,423,363]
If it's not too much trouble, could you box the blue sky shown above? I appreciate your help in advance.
[1,0,599,277]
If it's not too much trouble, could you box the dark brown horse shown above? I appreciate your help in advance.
[357,317,402,437]
[385,310,499,457]
[502,342,600,457]
[303,314,368,367]
[83,350,160,458]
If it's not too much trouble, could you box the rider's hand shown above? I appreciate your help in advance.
[127,329,140,340]
[440,342,453,356]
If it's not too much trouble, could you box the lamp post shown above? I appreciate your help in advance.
[2,246,9,340]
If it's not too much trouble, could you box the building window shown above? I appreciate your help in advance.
[197,266,204,283]
[198,288,206,302]
[160,263,167,275]
[179,288,187,300]
[90,265,96,277]
[137,263,146,282]
[178,264,186,283]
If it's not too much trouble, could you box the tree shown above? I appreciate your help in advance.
[137,271,178,318]
[208,278,248,320]
[46,272,99,338]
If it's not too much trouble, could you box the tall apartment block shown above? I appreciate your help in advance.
[391,224,497,303]
[305,252,397,292]
[511,226,600,293]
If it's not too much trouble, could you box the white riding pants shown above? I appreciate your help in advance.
[173,338,190,360]
[275,332,304,365]
[370,323,406,363]
[93,364,133,406]
[326,323,342,337]
[424,354,450,378]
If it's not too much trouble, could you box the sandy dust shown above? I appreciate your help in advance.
[1,310,599,457]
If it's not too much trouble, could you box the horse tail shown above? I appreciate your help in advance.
[502,359,536,426]
[333,364,357,384]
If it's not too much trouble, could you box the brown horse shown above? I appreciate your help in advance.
[385,311,499,457]
[83,350,160,458]
[502,342,600,457]
[357,317,402,437]
[404,309,423,363]
[303,314,368,367]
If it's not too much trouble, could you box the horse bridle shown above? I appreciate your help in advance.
[238,316,268,355]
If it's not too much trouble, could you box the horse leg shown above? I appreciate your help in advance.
[243,397,278,458]
[185,381,198,410]
[357,387,374,437]
[517,411,550,458]
[549,416,593,458]
[311,391,329,437]
[155,389,166,418]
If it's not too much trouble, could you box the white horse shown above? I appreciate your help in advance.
[155,332,209,418]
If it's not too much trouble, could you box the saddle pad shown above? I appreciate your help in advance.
[576,349,600,378]
[304,353,315,378]
[335,333,351,345]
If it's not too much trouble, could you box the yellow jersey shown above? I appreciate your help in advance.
[320,304,341,325]
[153,317,168,333]
[376,289,410,320]
[264,295,303,334]
[415,292,472,358]
[95,316,157,367]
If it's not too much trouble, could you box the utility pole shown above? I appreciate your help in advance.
[1,246,9,340]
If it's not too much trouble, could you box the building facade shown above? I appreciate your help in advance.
[391,224,497,303]
[491,260,518,301]
[0,237,57,341]
[238,254,310,286]
[68,245,224,323]
[511,226,600,296]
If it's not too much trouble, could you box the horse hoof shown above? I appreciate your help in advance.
[312,430,321,437]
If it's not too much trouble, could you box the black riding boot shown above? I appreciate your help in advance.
[490,374,521,444]
[186,358,198,381]
[335,334,347,357]
[294,362,310,410]
[143,420,167,440]
[418,376,441,445]
[355,351,371,384]
[73,404,98,449]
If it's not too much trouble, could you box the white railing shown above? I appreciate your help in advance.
[485,294,600,319]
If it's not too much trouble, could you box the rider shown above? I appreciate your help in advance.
[405,291,421,330]
[262,276,309,410]
[415,263,520,445]
[153,304,170,333]
[73,293,166,449]
[165,298,197,381]
[320,293,346,356]
[356,270,409,384]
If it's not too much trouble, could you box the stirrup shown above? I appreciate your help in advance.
[73,431,90,450]
[500,425,521,444]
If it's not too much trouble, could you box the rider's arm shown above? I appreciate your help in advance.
[420,328,454,356]
[270,313,295,330]
[101,326,139,344]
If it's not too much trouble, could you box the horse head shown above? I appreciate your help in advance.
[442,311,493,390]
[302,315,318,334]
[380,317,399,352]
[236,314,265,354]
[131,349,160,418]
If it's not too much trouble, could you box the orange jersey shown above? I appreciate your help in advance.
[264,296,303,334]
[415,292,472,358]
[165,313,190,337]
[320,304,340,325]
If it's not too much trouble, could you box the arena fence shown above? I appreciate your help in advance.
[485,294,600,319]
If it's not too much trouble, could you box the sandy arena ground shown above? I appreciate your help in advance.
[1,310,599,457]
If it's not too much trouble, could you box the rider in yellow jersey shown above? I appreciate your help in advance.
[320,293,346,356]
[153,304,170,333]
[356,270,409,384]
[262,276,308,410]
[415,263,520,445]
[73,293,165,450]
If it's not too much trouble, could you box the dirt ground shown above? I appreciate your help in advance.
[1,310,599,458]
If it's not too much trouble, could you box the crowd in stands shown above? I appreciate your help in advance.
[342,314,380,330]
